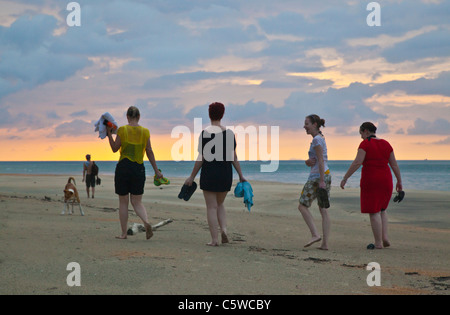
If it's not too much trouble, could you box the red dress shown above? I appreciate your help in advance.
[359,138,393,214]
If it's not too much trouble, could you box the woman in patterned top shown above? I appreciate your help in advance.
[298,114,331,250]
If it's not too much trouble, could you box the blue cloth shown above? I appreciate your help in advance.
[234,181,254,212]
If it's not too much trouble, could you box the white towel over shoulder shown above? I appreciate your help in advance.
[94,112,118,139]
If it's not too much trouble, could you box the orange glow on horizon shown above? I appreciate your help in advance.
[1,131,449,161]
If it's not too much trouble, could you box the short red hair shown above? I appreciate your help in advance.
[208,102,225,121]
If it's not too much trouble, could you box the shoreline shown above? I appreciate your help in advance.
[0,174,449,295]
[2,160,449,192]
[0,172,448,194]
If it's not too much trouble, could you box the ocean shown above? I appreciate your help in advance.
[0,160,449,191]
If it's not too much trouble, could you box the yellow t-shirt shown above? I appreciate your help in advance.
[117,125,150,164]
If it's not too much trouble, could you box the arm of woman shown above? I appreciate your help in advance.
[389,151,403,192]
[185,133,205,186]
[232,151,246,182]
[107,127,121,153]
[82,164,86,182]
[313,145,325,188]
[305,158,316,167]
[145,137,162,178]
[185,158,203,186]
[341,149,366,189]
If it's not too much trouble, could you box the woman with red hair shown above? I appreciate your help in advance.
[185,102,246,246]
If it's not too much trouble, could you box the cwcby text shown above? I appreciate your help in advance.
[178,299,271,312]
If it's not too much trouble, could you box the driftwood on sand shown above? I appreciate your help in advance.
[127,219,173,235]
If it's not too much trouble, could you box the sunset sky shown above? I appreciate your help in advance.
[1,0,449,161]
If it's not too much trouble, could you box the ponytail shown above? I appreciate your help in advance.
[306,114,326,134]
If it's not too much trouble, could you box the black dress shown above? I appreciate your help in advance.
[199,129,236,192]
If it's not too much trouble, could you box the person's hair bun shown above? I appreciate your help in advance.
[320,119,326,128]
[307,114,325,128]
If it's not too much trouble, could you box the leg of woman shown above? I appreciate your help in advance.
[381,211,390,247]
[203,190,220,246]
[216,191,229,243]
[130,194,153,240]
[298,203,321,247]
[369,212,383,249]
[318,207,330,250]
[117,194,129,239]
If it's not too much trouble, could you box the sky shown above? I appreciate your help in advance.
[0,0,449,161]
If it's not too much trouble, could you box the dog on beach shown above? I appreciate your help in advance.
[62,177,84,216]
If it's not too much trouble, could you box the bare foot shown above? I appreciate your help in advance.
[318,246,328,251]
[206,242,219,247]
[145,223,153,240]
[367,243,383,249]
[221,232,229,244]
[115,235,127,240]
[383,240,391,248]
[304,237,322,248]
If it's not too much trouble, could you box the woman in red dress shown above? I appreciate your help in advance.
[340,122,403,249]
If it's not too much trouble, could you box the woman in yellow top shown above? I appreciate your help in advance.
[107,106,163,240]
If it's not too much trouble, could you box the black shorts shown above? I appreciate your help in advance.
[86,174,96,188]
[114,158,146,196]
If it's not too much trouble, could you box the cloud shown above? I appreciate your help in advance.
[0,107,50,129]
[133,98,190,134]
[381,0,450,35]
[376,71,450,97]
[70,110,88,117]
[181,70,450,134]
[46,111,61,120]
[186,100,278,126]
[259,77,333,90]
[256,0,450,64]
[0,14,56,53]
[257,3,385,52]
[407,118,450,135]
[382,27,450,63]
[433,136,450,145]
[52,119,94,137]
[142,71,258,90]
[185,82,386,131]
[0,14,91,100]
[281,83,386,129]
[0,107,13,127]
[258,11,310,37]
[1,0,450,147]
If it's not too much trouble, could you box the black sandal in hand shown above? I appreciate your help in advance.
[393,190,405,203]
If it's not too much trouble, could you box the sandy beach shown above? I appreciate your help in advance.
[0,174,449,295]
